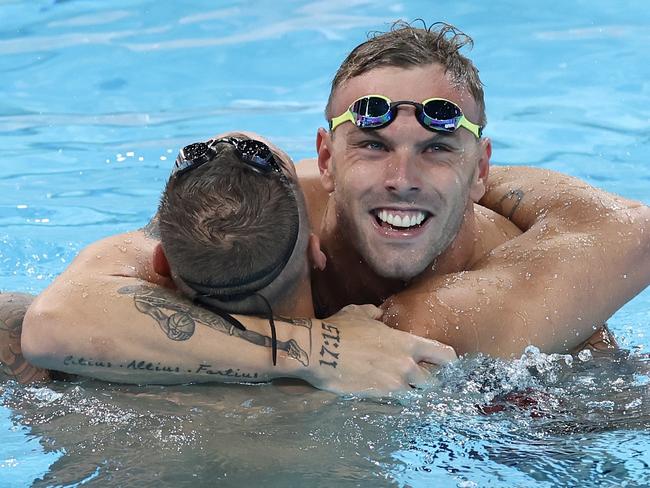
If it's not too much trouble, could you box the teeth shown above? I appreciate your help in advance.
[377,210,426,228]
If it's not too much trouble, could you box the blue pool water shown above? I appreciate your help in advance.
[1,1,649,486]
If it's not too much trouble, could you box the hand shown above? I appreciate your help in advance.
[304,304,456,397]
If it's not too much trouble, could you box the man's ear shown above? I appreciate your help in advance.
[307,233,327,271]
[316,128,335,193]
[470,137,491,202]
[153,243,172,277]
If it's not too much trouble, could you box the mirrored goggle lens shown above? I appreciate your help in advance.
[421,100,463,131]
[237,140,270,162]
[174,141,214,174]
[350,97,391,128]
[234,140,277,171]
[179,142,210,164]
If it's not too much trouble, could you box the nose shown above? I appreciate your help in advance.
[383,147,421,198]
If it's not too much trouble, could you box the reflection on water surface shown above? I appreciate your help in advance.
[2,348,649,487]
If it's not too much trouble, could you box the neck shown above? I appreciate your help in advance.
[274,271,315,317]
[426,202,479,275]
[313,199,406,316]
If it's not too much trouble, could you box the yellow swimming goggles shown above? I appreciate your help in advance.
[329,94,483,138]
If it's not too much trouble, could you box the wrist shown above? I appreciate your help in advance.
[270,317,321,382]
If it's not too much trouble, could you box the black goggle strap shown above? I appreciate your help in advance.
[192,294,247,332]
[192,292,278,367]
[254,292,278,366]
[180,250,288,299]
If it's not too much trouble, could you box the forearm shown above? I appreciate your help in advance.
[22,277,316,384]
[23,273,457,395]
[384,209,649,357]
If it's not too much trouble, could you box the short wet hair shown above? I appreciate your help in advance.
[158,137,301,309]
[326,20,486,126]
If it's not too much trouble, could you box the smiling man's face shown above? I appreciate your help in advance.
[318,63,491,280]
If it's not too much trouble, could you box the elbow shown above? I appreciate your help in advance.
[642,206,650,281]
[630,204,650,280]
[22,296,66,370]
[641,205,650,250]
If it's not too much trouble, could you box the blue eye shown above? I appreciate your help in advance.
[361,140,387,151]
[425,143,451,152]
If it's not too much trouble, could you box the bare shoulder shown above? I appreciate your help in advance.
[57,229,158,284]
[296,158,329,230]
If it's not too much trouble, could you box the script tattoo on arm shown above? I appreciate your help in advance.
[319,322,340,368]
[62,354,261,380]
[117,284,311,366]
[495,188,525,220]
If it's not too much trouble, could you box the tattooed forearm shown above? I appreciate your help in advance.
[61,354,260,380]
[117,284,310,366]
[495,188,525,220]
[0,293,52,384]
[319,322,340,368]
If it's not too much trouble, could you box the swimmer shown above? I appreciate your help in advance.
[8,22,649,396]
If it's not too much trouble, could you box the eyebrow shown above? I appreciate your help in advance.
[348,128,460,149]
[415,132,462,150]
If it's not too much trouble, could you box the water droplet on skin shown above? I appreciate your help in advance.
[81,292,89,298]
[577,349,592,362]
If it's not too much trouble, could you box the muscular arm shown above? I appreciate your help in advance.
[21,229,454,394]
[383,166,649,357]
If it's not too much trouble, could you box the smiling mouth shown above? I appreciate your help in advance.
[373,209,431,230]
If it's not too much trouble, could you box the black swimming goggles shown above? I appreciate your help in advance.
[173,136,287,178]
[172,136,297,366]
[329,94,483,138]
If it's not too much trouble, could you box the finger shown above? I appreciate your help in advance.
[405,363,434,390]
[412,337,457,365]
[338,304,383,320]
[353,304,383,320]
[350,378,404,399]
